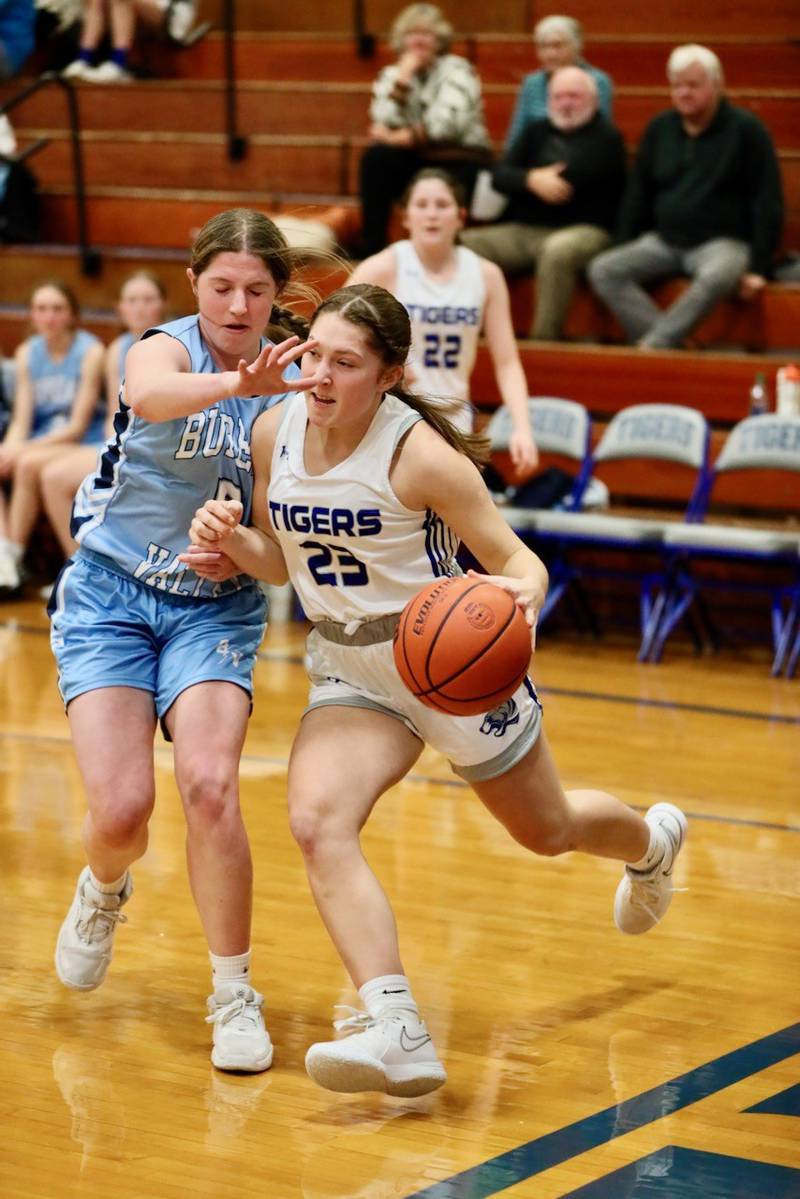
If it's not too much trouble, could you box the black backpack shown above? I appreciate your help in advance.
[0,159,40,243]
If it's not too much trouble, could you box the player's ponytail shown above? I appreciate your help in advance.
[312,283,490,468]
[268,303,310,343]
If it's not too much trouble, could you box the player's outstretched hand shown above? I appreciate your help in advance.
[189,498,243,547]
[234,335,325,397]
[178,545,240,582]
[467,568,544,649]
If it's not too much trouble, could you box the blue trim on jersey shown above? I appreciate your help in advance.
[70,390,133,536]
[423,508,458,577]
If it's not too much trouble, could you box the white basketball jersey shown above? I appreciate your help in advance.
[269,392,460,624]
[393,240,486,432]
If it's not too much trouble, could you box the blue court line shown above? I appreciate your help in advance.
[745,1082,800,1117]
[1,729,799,834]
[559,1147,800,1199]
[406,1023,800,1199]
[540,684,800,726]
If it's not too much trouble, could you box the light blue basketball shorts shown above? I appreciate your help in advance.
[49,552,267,727]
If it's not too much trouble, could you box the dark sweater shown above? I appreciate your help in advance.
[617,99,784,277]
[490,111,627,232]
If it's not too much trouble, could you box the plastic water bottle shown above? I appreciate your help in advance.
[776,364,800,416]
[748,372,769,416]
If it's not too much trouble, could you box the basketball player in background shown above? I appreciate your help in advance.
[183,283,687,1099]
[350,169,538,474]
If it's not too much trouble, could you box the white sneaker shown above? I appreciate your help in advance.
[206,984,273,1073]
[305,1007,447,1097]
[55,867,133,990]
[0,551,21,592]
[614,803,687,935]
[166,0,198,43]
[61,58,95,80]
[86,60,133,83]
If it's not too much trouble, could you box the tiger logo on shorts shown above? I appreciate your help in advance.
[479,698,520,737]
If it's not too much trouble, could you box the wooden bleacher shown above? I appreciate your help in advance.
[0,0,798,533]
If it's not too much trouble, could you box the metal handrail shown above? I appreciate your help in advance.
[0,71,99,275]
[353,0,376,58]
[223,0,247,161]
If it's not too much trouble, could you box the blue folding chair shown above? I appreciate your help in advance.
[487,396,594,511]
[500,403,712,656]
[647,413,800,673]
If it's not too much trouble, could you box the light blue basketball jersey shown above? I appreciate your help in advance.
[72,314,297,599]
[28,329,104,437]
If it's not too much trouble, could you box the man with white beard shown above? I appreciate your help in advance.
[461,65,626,340]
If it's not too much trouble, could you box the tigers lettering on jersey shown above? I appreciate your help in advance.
[269,502,382,537]
[175,408,252,470]
[404,304,480,326]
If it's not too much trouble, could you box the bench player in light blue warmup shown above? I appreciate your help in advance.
[50,208,325,1073]
[184,283,688,1099]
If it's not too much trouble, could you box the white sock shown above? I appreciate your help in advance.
[627,824,669,874]
[5,541,23,564]
[88,869,128,894]
[359,974,419,1018]
[210,949,251,994]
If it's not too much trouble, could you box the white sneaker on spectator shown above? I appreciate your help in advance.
[55,866,133,990]
[61,58,95,80]
[166,0,198,44]
[206,984,273,1073]
[0,552,21,592]
[306,1006,446,1097]
[614,803,687,935]
[0,113,17,157]
[86,61,134,83]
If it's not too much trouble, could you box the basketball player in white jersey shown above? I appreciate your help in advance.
[350,169,538,471]
[184,284,687,1099]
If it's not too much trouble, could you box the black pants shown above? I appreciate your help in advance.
[358,143,486,256]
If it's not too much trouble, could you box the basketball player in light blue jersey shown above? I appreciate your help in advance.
[0,280,104,592]
[49,209,327,1074]
[350,168,538,470]
[185,284,687,1098]
[41,271,168,567]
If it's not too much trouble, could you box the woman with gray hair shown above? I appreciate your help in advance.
[505,14,612,149]
[356,2,490,258]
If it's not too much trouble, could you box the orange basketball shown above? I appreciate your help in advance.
[393,575,532,716]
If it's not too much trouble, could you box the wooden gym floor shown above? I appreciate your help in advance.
[0,598,798,1198]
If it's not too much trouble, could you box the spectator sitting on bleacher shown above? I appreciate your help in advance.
[505,14,613,149]
[39,269,166,576]
[588,44,784,351]
[356,2,491,259]
[62,0,197,81]
[0,280,104,593]
[460,66,626,341]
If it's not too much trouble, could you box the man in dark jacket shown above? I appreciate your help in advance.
[588,44,784,349]
[461,65,626,339]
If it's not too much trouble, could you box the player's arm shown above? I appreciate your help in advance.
[347,249,397,290]
[125,333,321,424]
[393,422,548,643]
[181,406,289,584]
[480,259,538,474]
